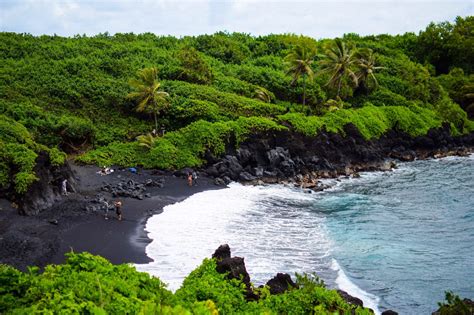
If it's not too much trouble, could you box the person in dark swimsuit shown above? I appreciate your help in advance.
[114,200,123,221]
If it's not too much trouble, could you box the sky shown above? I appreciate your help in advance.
[1,0,473,39]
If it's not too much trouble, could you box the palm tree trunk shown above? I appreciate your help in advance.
[337,79,342,98]
[153,111,158,133]
[303,75,306,106]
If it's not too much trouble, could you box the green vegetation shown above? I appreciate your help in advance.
[1,17,473,194]
[436,291,474,315]
[0,252,373,314]
[127,67,170,132]
[284,42,316,106]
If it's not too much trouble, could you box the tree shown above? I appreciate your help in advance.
[284,43,316,106]
[254,86,272,103]
[136,133,156,149]
[127,67,169,132]
[318,39,358,98]
[415,16,474,74]
[177,46,213,84]
[355,48,384,95]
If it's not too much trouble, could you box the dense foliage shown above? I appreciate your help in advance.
[0,252,373,314]
[1,17,473,193]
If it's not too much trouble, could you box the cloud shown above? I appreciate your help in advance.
[0,0,472,37]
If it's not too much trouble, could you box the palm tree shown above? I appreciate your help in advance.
[127,67,169,132]
[355,48,384,94]
[284,44,316,106]
[319,39,358,98]
[136,133,156,149]
[254,86,272,103]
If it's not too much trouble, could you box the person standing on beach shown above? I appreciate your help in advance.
[114,200,123,221]
[61,179,68,196]
[103,200,110,220]
[187,172,193,187]
[192,171,198,186]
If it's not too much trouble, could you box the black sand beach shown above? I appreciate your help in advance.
[0,164,221,270]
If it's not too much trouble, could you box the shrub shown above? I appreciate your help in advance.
[279,105,442,139]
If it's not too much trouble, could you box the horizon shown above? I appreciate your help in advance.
[1,0,473,39]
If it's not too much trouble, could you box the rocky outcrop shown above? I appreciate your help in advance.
[19,152,77,216]
[265,273,297,294]
[337,289,365,308]
[212,244,257,301]
[100,178,163,200]
[205,124,474,188]
[210,244,378,309]
[432,298,474,315]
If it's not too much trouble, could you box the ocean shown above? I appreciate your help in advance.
[136,154,474,314]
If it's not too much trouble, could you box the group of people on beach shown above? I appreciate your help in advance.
[61,166,200,222]
[100,198,123,221]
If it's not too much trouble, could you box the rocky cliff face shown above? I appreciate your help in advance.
[19,152,77,216]
[204,124,474,187]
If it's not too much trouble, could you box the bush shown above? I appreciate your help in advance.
[55,115,95,147]
[279,105,442,139]
[79,117,287,170]
[163,80,287,118]
[0,252,375,314]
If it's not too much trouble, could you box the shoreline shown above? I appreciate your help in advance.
[0,164,223,270]
[1,147,472,271]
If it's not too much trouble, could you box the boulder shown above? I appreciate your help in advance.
[337,290,364,307]
[265,273,297,294]
[214,178,225,186]
[266,147,290,167]
[213,245,258,301]
[239,172,256,182]
[381,310,398,315]
[216,257,251,289]
[222,176,232,185]
[252,167,264,177]
[236,148,252,165]
[212,244,231,260]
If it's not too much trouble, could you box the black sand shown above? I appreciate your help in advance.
[0,164,221,270]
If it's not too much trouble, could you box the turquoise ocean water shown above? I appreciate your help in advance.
[137,154,474,314]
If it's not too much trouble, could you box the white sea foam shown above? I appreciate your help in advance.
[331,259,381,315]
[135,182,380,314]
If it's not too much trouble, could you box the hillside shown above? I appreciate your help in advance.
[1,16,473,199]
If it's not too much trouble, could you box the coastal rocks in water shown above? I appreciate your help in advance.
[337,289,364,307]
[211,245,257,301]
[239,171,256,182]
[214,178,225,186]
[212,244,231,260]
[215,256,251,286]
[265,273,297,294]
[220,155,243,180]
[381,310,399,315]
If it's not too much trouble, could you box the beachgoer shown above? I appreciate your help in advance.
[61,179,68,196]
[152,128,157,136]
[160,126,166,136]
[114,200,123,221]
[103,200,110,220]
[187,172,193,187]
[192,171,198,186]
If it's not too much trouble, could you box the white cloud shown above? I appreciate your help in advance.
[0,0,472,37]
